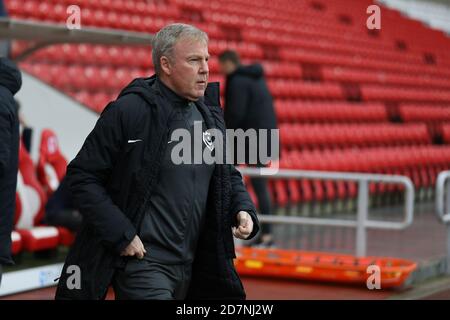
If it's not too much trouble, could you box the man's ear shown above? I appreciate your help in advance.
[160,56,172,76]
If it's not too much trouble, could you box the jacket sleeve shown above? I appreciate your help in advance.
[0,101,12,177]
[229,164,259,240]
[66,102,136,254]
[224,78,249,130]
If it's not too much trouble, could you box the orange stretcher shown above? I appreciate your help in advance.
[234,247,417,288]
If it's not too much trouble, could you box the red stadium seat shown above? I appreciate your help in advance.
[37,129,68,197]
[15,142,60,252]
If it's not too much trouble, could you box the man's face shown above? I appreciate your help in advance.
[161,37,209,101]
[218,60,236,76]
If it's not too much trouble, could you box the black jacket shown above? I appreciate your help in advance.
[0,57,22,265]
[55,75,259,299]
[224,64,278,165]
[139,78,216,264]
[224,64,277,131]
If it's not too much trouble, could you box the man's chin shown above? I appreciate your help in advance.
[190,91,206,101]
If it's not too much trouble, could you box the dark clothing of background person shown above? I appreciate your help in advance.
[44,176,82,232]
[223,63,277,239]
[0,1,11,58]
[0,58,22,276]
[21,127,32,153]
[15,99,33,153]
[0,1,6,15]
[224,64,277,136]
[55,75,259,300]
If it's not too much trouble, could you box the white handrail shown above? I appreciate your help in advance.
[238,167,415,257]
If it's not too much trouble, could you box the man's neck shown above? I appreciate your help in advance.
[157,76,194,107]
[158,76,196,101]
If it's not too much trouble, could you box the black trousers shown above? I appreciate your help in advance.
[112,258,192,300]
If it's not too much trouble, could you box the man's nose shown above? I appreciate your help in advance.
[200,60,209,74]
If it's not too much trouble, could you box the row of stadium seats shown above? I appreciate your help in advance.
[275,102,450,124]
[282,146,450,173]
[279,49,450,79]
[268,80,344,99]
[242,29,427,66]
[321,66,450,90]
[279,123,431,148]
[21,62,149,92]
[361,85,450,103]
[19,45,301,80]
[400,105,450,122]
[7,0,180,29]
[275,101,388,123]
[20,44,154,68]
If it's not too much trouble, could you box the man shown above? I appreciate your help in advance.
[55,24,259,300]
[0,57,22,285]
[219,50,278,247]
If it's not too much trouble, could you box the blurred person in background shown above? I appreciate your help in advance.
[15,99,33,153]
[44,176,82,233]
[0,57,22,286]
[0,0,11,58]
[219,50,278,248]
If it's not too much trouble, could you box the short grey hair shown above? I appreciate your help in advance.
[152,23,208,75]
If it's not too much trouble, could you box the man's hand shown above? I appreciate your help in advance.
[120,235,147,259]
[232,211,254,239]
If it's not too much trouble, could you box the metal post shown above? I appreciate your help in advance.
[444,180,450,274]
[356,181,369,257]
[446,180,450,216]
[447,224,450,275]
[435,172,450,275]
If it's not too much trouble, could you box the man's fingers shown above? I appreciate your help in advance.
[135,237,146,255]
[239,227,250,238]
[238,212,248,225]
[239,225,249,233]
[121,250,131,257]
[233,227,244,239]
[136,250,144,259]
[233,220,253,239]
[238,226,248,234]
[234,228,248,239]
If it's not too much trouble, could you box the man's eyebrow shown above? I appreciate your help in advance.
[187,54,210,59]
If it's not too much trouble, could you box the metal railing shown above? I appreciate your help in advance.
[238,167,415,257]
[435,171,450,274]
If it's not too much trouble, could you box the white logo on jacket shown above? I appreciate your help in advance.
[202,131,214,152]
